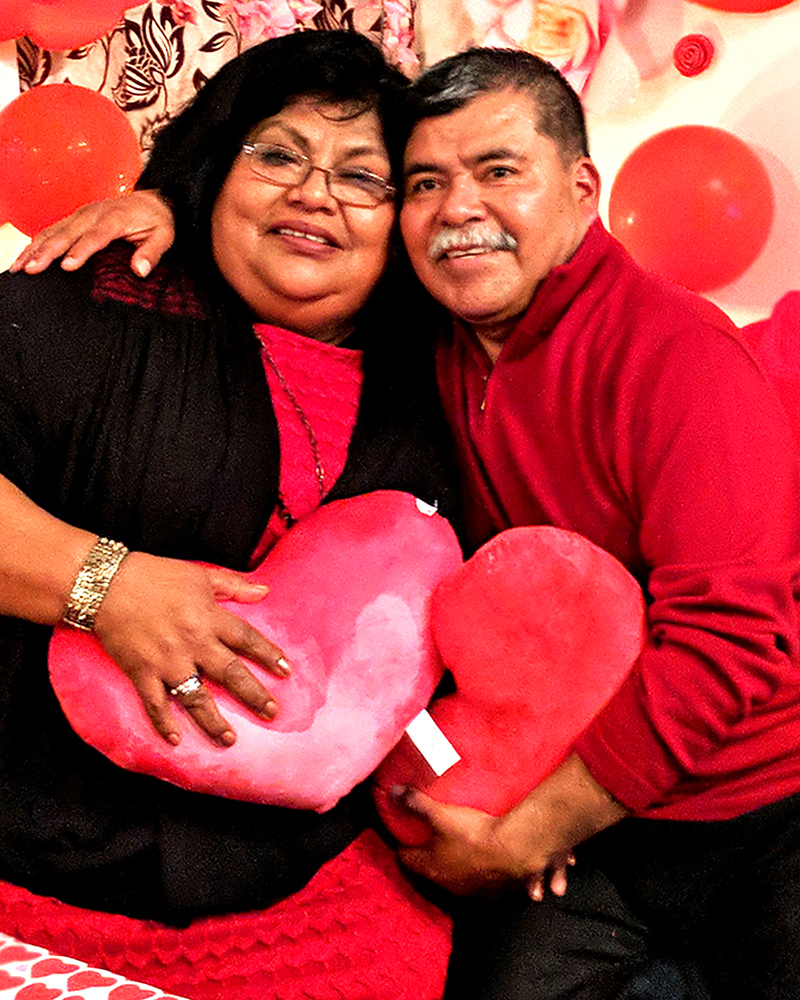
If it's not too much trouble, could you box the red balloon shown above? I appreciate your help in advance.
[0,84,141,237]
[0,1,26,43]
[608,125,774,293]
[0,0,137,51]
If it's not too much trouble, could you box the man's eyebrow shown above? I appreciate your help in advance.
[404,161,444,177]
[404,148,525,176]
[473,146,523,163]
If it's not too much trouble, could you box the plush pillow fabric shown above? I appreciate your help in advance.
[49,491,462,812]
[376,526,646,844]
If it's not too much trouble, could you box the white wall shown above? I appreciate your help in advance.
[586,1,800,325]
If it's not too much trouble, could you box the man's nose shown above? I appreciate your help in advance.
[437,174,487,226]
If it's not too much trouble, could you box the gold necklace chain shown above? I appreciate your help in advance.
[257,337,326,509]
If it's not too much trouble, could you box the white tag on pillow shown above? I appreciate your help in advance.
[405,709,461,776]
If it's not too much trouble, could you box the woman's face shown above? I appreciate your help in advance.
[211,98,395,342]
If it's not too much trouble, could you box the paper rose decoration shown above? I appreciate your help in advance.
[673,34,714,77]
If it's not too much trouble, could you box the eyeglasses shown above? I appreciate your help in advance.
[241,142,396,208]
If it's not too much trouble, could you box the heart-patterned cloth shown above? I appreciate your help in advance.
[375,525,647,843]
[0,933,188,1000]
[49,491,463,811]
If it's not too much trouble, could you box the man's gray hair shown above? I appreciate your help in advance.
[407,48,589,166]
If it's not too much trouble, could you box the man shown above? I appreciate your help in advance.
[14,47,800,1000]
[393,48,800,1000]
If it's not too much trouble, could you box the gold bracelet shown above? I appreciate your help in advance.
[63,537,130,632]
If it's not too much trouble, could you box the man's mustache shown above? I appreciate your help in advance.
[428,223,519,262]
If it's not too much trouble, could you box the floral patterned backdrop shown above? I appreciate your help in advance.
[5,0,800,323]
[16,0,416,154]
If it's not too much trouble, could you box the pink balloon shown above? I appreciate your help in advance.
[376,527,646,844]
[609,125,774,293]
[0,0,137,50]
[49,492,463,813]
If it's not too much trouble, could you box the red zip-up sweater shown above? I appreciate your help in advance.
[436,220,800,821]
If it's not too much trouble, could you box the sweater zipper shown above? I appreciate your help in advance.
[480,373,489,412]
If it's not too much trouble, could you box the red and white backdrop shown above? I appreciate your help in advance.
[0,0,798,321]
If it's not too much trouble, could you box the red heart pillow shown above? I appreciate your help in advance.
[374,526,646,843]
[49,491,463,813]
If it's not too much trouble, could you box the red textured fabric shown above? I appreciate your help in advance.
[251,323,364,563]
[741,292,800,448]
[0,831,451,1000]
[437,220,800,821]
[91,245,205,319]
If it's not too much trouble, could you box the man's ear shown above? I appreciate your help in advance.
[572,157,601,220]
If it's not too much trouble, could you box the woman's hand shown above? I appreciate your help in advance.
[396,753,625,900]
[9,190,175,278]
[94,552,291,748]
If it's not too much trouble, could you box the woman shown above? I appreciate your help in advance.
[0,29,453,997]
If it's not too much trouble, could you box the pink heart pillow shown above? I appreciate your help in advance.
[375,526,646,843]
[49,491,463,813]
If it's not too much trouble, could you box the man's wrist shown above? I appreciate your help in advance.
[495,753,627,875]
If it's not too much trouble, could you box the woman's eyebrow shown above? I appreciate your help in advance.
[338,143,389,160]
[252,126,386,162]
[254,122,310,150]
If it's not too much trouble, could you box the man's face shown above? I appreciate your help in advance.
[400,88,599,359]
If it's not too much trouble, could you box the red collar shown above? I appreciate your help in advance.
[451,219,620,359]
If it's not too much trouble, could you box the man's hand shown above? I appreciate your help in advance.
[397,753,626,900]
[94,552,291,748]
[10,190,175,277]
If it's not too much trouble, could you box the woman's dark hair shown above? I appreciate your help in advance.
[406,47,589,165]
[138,30,408,302]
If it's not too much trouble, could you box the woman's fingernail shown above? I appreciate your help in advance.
[219,729,236,746]
[276,656,291,676]
[261,700,278,720]
[167,732,181,746]
[135,259,152,277]
[389,784,409,800]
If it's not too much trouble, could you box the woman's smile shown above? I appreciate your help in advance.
[268,220,342,253]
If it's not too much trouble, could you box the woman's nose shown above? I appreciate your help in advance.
[287,164,337,209]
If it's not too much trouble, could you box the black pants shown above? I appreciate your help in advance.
[443,791,800,1000]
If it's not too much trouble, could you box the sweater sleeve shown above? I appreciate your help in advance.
[0,268,97,495]
[575,320,800,812]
